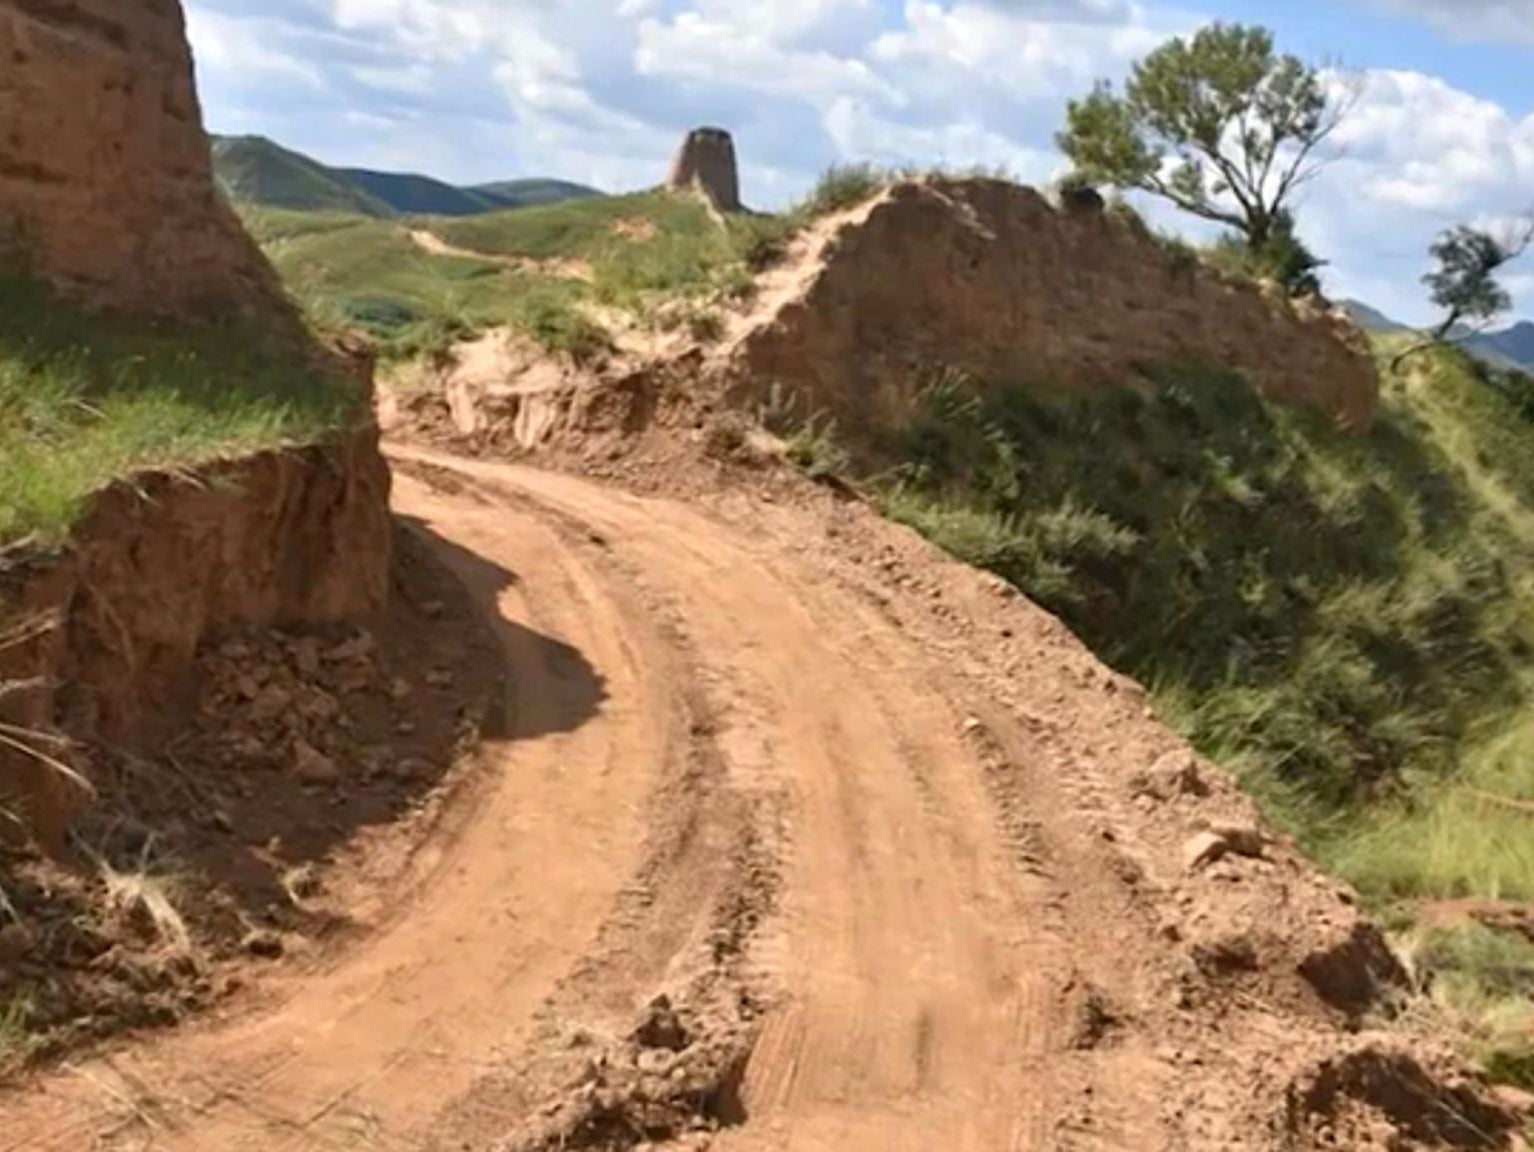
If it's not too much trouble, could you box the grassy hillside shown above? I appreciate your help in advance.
[471,178,606,210]
[848,343,1534,1085]
[244,192,788,359]
[0,276,364,545]
[213,137,392,217]
[242,208,546,356]
[212,136,603,220]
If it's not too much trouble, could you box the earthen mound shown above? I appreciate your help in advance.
[719,178,1379,447]
[0,0,285,315]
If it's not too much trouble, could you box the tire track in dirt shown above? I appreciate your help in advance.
[390,450,1156,1151]
[0,472,672,1151]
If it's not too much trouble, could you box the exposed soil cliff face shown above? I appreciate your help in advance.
[0,0,282,314]
[724,179,1379,443]
[0,431,392,841]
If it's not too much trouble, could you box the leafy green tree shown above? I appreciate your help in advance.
[1057,23,1350,252]
[1423,224,1532,343]
[1393,219,1534,371]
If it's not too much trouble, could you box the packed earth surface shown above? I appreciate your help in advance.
[1,436,1523,1151]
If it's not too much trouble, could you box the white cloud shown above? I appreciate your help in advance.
[1329,70,1534,213]
[870,0,1173,100]
[185,8,327,88]
[1296,68,1534,321]
[634,11,898,104]
[1374,0,1534,44]
[350,63,434,95]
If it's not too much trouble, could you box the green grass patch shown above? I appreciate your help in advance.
[0,275,364,546]
[243,207,539,359]
[792,161,1019,219]
[870,353,1534,896]
[430,190,790,310]
[1404,924,1534,1090]
[247,194,790,357]
[797,163,894,216]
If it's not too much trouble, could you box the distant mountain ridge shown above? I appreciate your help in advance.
[1341,298,1534,373]
[211,135,603,219]
[1339,299,1410,335]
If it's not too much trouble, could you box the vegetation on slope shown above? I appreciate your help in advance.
[243,208,557,358]
[0,276,364,546]
[839,342,1534,1085]
[245,192,790,360]
[428,189,790,307]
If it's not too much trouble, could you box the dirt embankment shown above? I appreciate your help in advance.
[720,179,1379,444]
[0,0,284,314]
[0,431,393,842]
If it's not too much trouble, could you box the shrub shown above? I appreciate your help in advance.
[1206,212,1325,297]
[514,294,611,363]
[797,164,893,217]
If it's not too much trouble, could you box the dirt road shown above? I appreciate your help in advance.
[0,449,1509,1151]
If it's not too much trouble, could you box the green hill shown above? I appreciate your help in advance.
[212,136,393,217]
[470,179,606,210]
[240,191,786,361]
[211,136,604,220]
[1340,298,1411,334]
[337,167,497,217]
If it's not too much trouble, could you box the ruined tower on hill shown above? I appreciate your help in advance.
[665,127,743,213]
[0,0,284,315]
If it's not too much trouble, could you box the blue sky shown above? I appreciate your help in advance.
[184,0,1534,324]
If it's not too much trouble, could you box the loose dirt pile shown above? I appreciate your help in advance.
[0,527,499,1068]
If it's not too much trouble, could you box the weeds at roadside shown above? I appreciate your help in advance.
[97,843,193,954]
[0,275,363,545]
[0,995,35,1069]
[513,292,612,364]
[868,357,1534,869]
[1397,924,1534,1091]
[786,415,852,481]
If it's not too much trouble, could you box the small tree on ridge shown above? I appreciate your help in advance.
[1392,219,1534,372]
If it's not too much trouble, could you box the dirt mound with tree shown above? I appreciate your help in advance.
[717,177,1378,450]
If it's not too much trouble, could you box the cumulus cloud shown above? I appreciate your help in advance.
[1330,70,1534,212]
[1293,68,1534,320]
[1373,0,1534,44]
[184,8,327,89]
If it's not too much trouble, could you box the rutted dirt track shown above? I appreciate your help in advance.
[0,448,1515,1151]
